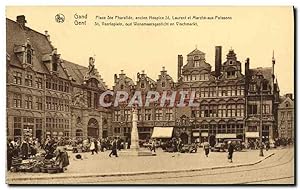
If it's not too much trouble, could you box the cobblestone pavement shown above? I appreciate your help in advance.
[7,147,294,184]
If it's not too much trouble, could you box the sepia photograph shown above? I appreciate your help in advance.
[5,6,295,185]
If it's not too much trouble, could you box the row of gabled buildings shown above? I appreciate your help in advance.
[7,15,292,144]
[112,45,281,144]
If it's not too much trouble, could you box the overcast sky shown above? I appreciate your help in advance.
[6,6,294,95]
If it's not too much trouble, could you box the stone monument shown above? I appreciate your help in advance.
[121,106,154,156]
[130,107,140,151]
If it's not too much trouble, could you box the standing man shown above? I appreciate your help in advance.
[151,138,156,153]
[228,141,234,163]
[109,138,118,157]
[203,141,210,157]
[90,139,96,155]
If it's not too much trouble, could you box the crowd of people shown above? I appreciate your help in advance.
[7,135,293,171]
[7,136,70,172]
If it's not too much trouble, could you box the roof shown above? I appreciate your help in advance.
[6,18,51,74]
[249,67,273,82]
[7,17,107,88]
[187,48,205,56]
[62,59,107,89]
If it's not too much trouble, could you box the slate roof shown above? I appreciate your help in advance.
[249,67,273,82]
[187,48,205,56]
[7,17,107,88]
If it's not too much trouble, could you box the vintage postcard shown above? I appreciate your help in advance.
[5,6,294,185]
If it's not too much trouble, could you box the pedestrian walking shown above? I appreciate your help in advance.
[109,138,118,157]
[90,139,96,155]
[228,141,234,163]
[203,141,210,157]
[151,139,156,153]
[265,141,270,151]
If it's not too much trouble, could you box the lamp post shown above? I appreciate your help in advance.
[259,82,264,157]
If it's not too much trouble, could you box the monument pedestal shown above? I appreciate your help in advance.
[120,108,155,157]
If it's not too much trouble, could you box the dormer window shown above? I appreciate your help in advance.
[229,60,233,65]
[227,71,236,79]
[162,82,165,88]
[26,48,32,64]
[262,81,268,91]
[141,82,145,88]
[53,62,58,72]
[120,84,124,90]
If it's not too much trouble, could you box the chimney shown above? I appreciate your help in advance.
[215,46,222,78]
[16,15,27,27]
[177,55,183,80]
[245,58,250,77]
[285,93,293,100]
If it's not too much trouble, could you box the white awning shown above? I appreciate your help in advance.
[192,132,200,137]
[201,132,209,137]
[151,127,173,138]
[245,132,259,138]
[216,134,236,139]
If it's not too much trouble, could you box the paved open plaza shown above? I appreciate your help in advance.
[7,147,294,184]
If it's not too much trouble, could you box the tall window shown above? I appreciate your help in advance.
[36,77,43,89]
[52,79,58,90]
[46,96,51,110]
[36,118,42,130]
[46,78,51,89]
[218,104,226,117]
[145,109,152,121]
[166,108,173,120]
[87,91,92,108]
[46,117,51,129]
[13,93,22,108]
[114,110,121,121]
[155,109,163,121]
[237,104,244,117]
[94,93,99,109]
[64,82,69,92]
[59,99,64,111]
[249,84,257,92]
[59,81,64,91]
[65,99,69,111]
[209,87,216,97]
[25,74,33,87]
[52,98,58,110]
[13,72,22,85]
[248,104,258,115]
[200,105,209,117]
[65,119,70,130]
[125,110,131,121]
[137,109,142,121]
[262,104,270,114]
[13,117,22,137]
[26,48,32,64]
[25,95,33,109]
[36,97,43,110]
